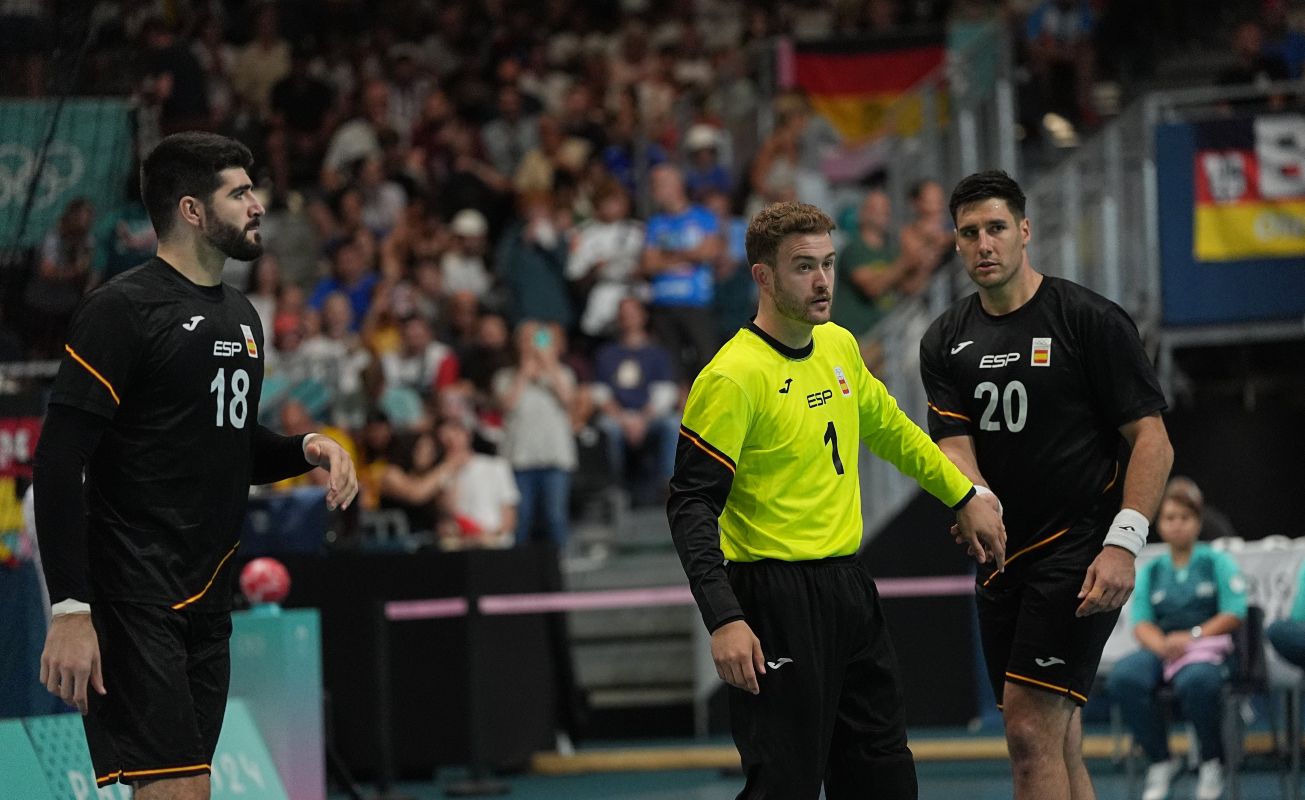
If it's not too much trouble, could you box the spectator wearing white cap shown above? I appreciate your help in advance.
[442,209,493,300]
[682,124,733,203]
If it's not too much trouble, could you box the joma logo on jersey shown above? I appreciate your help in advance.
[806,389,834,407]
[979,353,1021,368]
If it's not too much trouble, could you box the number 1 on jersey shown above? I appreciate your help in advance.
[823,421,845,475]
[210,368,250,428]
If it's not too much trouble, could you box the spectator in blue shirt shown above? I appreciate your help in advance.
[308,238,378,331]
[640,164,722,379]
[1107,478,1247,800]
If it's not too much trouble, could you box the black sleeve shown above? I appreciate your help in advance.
[1079,301,1167,427]
[919,318,972,441]
[33,403,110,604]
[50,286,142,420]
[250,425,313,485]
[666,427,744,633]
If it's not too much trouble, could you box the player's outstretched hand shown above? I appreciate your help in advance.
[306,435,359,511]
[710,619,766,695]
[1076,545,1136,617]
[954,492,1006,571]
[40,614,106,714]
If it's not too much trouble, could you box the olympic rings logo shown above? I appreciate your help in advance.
[0,141,87,211]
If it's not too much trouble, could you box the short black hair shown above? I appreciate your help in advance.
[140,132,253,237]
[949,170,1026,223]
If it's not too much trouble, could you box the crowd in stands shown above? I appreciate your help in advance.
[3,0,1301,551]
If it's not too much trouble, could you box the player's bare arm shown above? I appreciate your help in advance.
[1077,414,1173,616]
[938,435,1007,570]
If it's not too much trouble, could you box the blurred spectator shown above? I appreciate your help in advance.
[97,196,157,283]
[458,311,514,415]
[382,314,460,399]
[433,416,519,550]
[482,84,539,177]
[355,157,407,238]
[898,179,954,296]
[1164,475,1240,542]
[832,189,904,342]
[1262,0,1305,79]
[321,79,390,191]
[272,398,360,491]
[244,254,282,345]
[309,239,378,330]
[441,119,513,233]
[493,320,578,548]
[560,83,608,152]
[378,430,452,534]
[498,193,575,329]
[702,189,756,343]
[682,124,733,203]
[443,209,494,300]
[601,101,669,197]
[1218,21,1291,109]
[301,292,373,427]
[0,0,48,96]
[24,198,99,358]
[191,12,237,126]
[381,200,449,276]
[267,45,337,197]
[140,17,212,134]
[747,110,802,215]
[641,164,722,380]
[231,2,291,121]
[591,297,680,505]
[566,180,646,338]
[385,51,431,145]
[513,115,591,194]
[1025,0,1098,127]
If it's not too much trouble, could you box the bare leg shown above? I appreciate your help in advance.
[1064,706,1096,800]
[1004,682,1078,800]
[133,774,210,800]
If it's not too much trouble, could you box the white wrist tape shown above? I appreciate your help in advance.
[1103,508,1150,556]
[973,484,1003,515]
[51,599,92,616]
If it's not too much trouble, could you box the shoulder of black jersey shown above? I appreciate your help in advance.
[1046,276,1140,327]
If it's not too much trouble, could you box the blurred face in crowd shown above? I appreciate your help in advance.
[448,290,480,335]
[859,190,892,236]
[911,181,945,219]
[1157,498,1202,549]
[402,316,432,353]
[322,292,353,336]
[361,81,390,125]
[953,197,1030,293]
[497,86,523,120]
[334,242,368,283]
[650,166,687,212]
[476,314,508,349]
[615,297,647,337]
[279,399,313,435]
[414,259,442,297]
[759,233,835,327]
[436,418,473,455]
[253,255,281,294]
[596,188,630,223]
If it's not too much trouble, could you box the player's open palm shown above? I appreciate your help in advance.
[711,620,767,695]
[40,614,106,714]
[1076,546,1135,617]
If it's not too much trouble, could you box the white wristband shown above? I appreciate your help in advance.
[51,599,92,616]
[1103,508,1150,556]
[973,484,1003,515]
[302,433,321,465]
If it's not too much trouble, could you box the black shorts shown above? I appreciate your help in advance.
[726,556,916,800]
[975,521,1120,707]
[84,602,232,787]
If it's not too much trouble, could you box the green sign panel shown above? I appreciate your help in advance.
[0,719,56,800]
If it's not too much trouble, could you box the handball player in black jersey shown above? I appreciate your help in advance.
[34,132,358,798]
[920,171,1172,800]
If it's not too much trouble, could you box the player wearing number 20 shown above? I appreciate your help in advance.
[920,170,1172,800]
[668,201,1006,799]
[33,132,357,797]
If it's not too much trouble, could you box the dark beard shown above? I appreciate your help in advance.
[204,214,263,261]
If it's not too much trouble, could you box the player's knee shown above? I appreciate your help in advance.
[134,774,210,800]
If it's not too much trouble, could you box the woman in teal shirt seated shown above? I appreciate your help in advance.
[1107,478,1248,800]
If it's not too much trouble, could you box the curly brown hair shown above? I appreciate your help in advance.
[745,201,836,268]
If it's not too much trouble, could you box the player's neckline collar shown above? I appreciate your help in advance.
[745,321,813,361]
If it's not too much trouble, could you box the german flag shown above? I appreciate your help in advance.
[1193,115,1305,262]
[792,33,946,141]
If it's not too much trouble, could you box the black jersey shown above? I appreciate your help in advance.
[48,258,265,611]
[920,276,1166,554]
